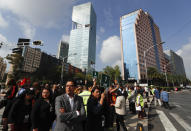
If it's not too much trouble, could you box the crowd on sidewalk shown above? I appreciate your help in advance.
[0,78,170,131]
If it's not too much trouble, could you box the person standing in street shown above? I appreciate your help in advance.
[31,87,55,131]
[8,88,34,131]
[154,87,162,106]
[128,86,136,114]
[161,88,170,109]
[54,80,85,131]
[112,91,127,131]
[136,89,144,119]
[86,86,105,131]
[78,85,91,131]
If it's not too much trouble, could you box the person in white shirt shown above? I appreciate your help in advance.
[112,91,127,131]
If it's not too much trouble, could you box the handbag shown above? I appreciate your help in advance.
[136,106,141,111]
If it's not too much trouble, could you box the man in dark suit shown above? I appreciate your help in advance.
[54,80,85,131]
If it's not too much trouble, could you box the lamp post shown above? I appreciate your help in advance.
[164,62,171,87]
[60,53,77,85]
[144,42,165,86]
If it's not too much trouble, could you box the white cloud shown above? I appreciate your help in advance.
[99,27,105,33]
[0,34,12,58]
[0,13,8,28]
[100,36,121,67]
[96,35,100,45]
[19,21,36,39]
[103,8,113,26]
[61,35,70,43]
[0,0,74,28]
[112,59,122,70]
[176,38,191,80]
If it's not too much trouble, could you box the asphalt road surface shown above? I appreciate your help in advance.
[149,89,191,131]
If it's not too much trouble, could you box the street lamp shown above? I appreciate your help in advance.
[144,42,165,86]
[164,62,171,87]
[60,53,77,85]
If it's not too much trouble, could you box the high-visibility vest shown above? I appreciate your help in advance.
[128,90,132,99]
[151,88,155,95]
[79,90,91,113]
[136,94,144,107]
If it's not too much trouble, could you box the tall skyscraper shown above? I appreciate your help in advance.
[68,2,96,72]
[164,50,186,77]
[120,9,165,81]
[57,41,69,62]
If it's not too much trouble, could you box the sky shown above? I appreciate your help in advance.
[0,0,191,79]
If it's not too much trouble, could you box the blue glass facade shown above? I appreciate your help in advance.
[148,16,161,71]
[121,11,139,80]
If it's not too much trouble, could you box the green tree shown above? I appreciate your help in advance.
[6,53,23,80]
[103,65,121,83]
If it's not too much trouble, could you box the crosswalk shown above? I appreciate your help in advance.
[156,109,191,131]
[156,110,177,131]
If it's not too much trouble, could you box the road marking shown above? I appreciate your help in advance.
[170,112,191,131]
[156,110,177,131]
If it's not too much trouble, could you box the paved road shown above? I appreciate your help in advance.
[149,89,191,131]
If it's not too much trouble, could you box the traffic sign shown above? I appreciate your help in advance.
[101,74,110,87]
[92,71,98,79]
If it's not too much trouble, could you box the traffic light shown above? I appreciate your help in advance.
[0,42,3,48]
[17,38,30,46]
[12,47,22,54]
[33,40,43,46]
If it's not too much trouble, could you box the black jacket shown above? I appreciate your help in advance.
[87,97,104,131]
[31,99,55,131]
[8,98,32,125]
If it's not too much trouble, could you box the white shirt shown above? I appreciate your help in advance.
[66,94,80,116]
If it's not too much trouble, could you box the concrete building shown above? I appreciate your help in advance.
[57,41,69,62]
[120,9,165,81]
[0,57,7,80]
[22,46,41,73]
[68,2,96,72]
[164,50,186,77]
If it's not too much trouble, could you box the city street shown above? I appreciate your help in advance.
[149,89,191,131]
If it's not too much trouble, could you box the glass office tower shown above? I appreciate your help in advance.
[57,41,69,62]
[120,9,165,81]
[68,2,96,72]
[164,50,186,77]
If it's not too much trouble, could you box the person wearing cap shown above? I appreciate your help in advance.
[116,83,128,100]
[8,88,34,131]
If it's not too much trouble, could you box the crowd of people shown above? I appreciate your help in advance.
[0,78,170,131]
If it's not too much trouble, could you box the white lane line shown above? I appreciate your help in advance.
[156,110,177,131]
[170,112,191,131]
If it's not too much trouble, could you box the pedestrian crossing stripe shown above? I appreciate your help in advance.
[156,110,177,131]
[169,112,191,131]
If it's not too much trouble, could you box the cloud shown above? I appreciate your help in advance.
[103,8,113,26]
[61,35,70,43]
[0,0,74,28]
[99,27,105,33]
[100,36,121,67]
[0,34,12,58]
[176,38,191,79]
[96,35,101,45]
[19,21,36,39]
[0,13,8,28]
